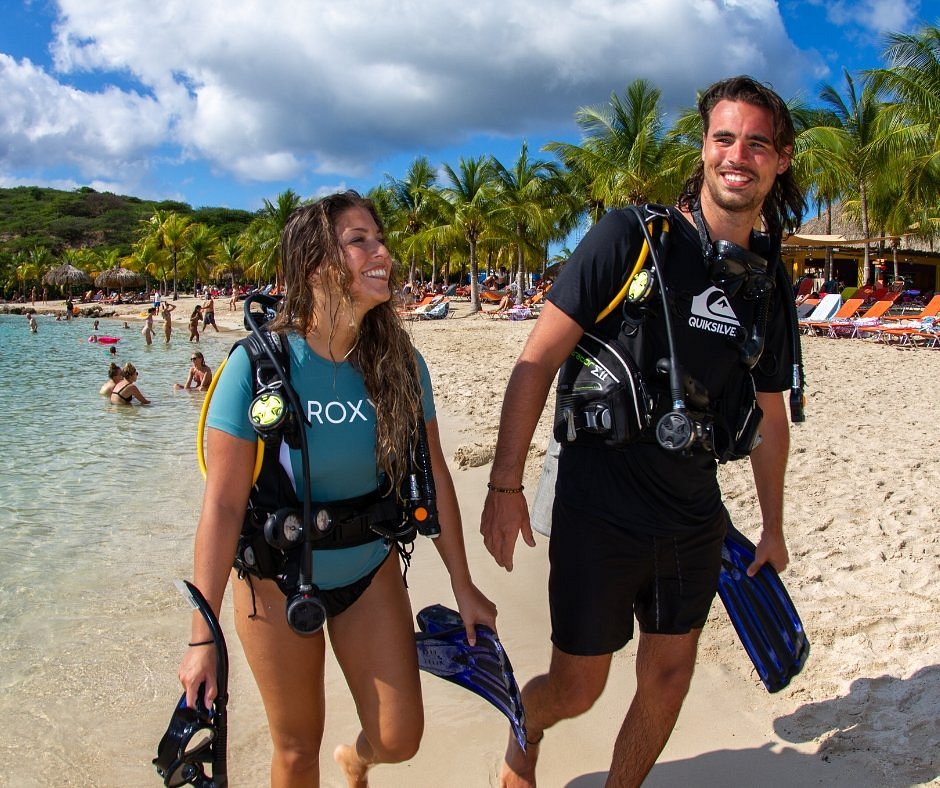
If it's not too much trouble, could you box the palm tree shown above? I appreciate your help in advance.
[868,23,940,229]
[491,141,565,301]
[791,105,854,281]
[140,211,193,300]
[216,236,243,295]
[423,157,499,312]
[242,189,302,286]
[184,224,220,292]
[129,239,169,292]
[545,79,672,215]
[384,157,438,285]
[814,69,888,284]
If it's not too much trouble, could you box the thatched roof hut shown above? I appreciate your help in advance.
[789,203,938,255]
[784,203,940,291]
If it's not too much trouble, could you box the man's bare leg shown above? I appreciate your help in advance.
[605,630,701,787]
[501,649,612,787]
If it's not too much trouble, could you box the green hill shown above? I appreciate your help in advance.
[0,186,256,293]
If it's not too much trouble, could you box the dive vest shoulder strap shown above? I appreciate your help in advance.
[596,203,672,323]
[235,330,291,393]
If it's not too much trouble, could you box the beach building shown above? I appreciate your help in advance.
[783,202,940,293]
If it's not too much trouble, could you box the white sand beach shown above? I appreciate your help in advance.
[23,295,940,786]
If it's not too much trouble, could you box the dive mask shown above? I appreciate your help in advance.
[153,689,218,787]
[153,580,228,787]
[709,240,773,300]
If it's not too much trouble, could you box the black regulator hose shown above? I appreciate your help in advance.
[627,206,695,451]
[243,294,325,634]
[774,260,807,422]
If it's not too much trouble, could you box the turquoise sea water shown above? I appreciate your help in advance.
[0,312,241,786]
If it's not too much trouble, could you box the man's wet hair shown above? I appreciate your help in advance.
[677,75,805,240]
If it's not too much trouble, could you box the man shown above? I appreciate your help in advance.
[202,294,219,332]
[175,351,213,391]
[480,76,804,787]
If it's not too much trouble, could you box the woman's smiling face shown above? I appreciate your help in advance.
[334,206,392,311]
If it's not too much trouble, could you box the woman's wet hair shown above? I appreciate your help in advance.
[268,191,422,492]
[122,363,137,378]
[108,362,122,380]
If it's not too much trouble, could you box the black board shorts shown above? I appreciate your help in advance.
[548,498,726,656]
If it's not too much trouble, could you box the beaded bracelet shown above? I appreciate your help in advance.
[487,481,525,494]
[188,639,215,647]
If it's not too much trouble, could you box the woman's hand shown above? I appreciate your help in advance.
[452,581,498,646]
[178,643,218,708]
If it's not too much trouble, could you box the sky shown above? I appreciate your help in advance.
[0,0,931,213]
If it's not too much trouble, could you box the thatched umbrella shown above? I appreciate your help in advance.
[95,266,144,294]
[42,263,92,296]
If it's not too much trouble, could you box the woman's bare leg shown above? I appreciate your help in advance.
[234,576,327,788]
[329,555,423,787]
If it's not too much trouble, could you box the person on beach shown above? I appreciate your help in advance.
[110,362,150,405]
[161,301,177,343]
[142,308,155,345]
[202,294,219,332]
[188,305,203,342]
[178,191,495,786]
[65,296,73,320]
[99,362,123,397]
[480,76,804,787]
[173,351,213,391]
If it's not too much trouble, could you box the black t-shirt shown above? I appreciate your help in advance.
[548,206,792,534]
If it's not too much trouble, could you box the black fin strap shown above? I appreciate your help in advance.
[396,541,414,588]
[245,573,258,619]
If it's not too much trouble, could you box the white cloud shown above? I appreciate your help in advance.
[1,0,820,193]
[824,0,920,34]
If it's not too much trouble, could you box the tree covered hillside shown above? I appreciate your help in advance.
[0,186,255,295]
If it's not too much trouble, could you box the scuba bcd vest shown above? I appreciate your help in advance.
[229,328,441,598]
[553,203,802,463]
[198,291,442,636]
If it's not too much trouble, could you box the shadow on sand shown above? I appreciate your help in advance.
[565,666,940,787]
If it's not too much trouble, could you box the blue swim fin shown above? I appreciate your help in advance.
[415,604,528,751]
[718,524,810,693]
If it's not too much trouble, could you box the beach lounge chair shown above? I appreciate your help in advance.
[794,276,814,299]
[496,305,533,321]
[879,294,940,323]
[798,294,851,334]
[796,299,820,319]
[405,296,450,320]
[860,316,937,346]
[399,294,436,315]
[826,296,900,338]
[418,299,450,320]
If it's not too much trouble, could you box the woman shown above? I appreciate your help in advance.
[99,362,123,397]
[161,301,177,343]
[188,305,202,342]
[109,363,150,405]
[178,192,495,786]
[141,308,155,346]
